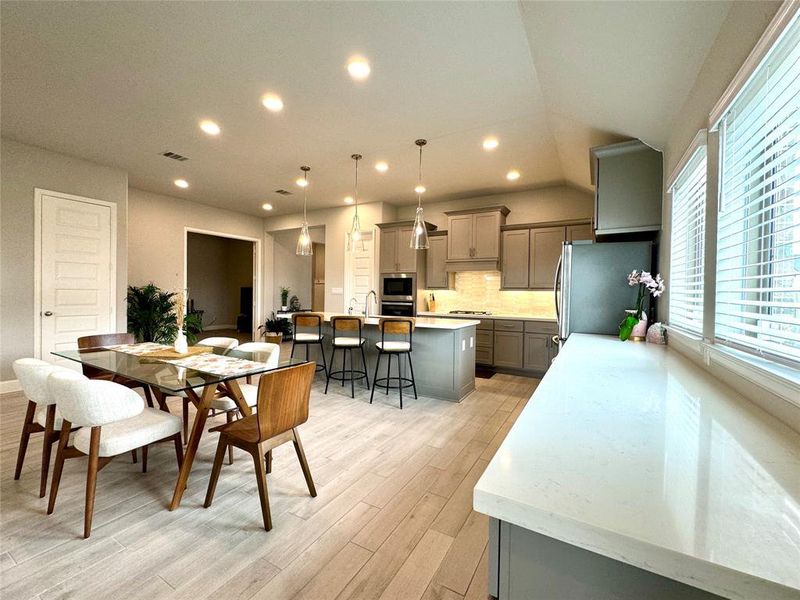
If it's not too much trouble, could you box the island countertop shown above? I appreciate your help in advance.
[279,312,480,330]
[474,334,800,599]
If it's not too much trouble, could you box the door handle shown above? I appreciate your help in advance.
[43,311,54,317]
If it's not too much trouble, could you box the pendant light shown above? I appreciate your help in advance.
[296,165,313,256]
[410,138,429,249]
[347,154,365,252]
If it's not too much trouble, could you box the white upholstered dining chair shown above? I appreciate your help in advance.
[46,370,183,538]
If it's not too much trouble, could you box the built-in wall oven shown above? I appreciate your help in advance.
[380,273,416,316]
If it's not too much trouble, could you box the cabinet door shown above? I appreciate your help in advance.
[396,226,417,272]
[447,215,474,260]
[529,226,565,289]
[523,333,551,372]
[501,230,530,289]
[426,235,448,288]
[567,223,593,242]
[474,212,501,259]
[380,228,398,273]
[493,331,523,369]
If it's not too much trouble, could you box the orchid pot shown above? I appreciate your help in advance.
[619,270,664,342]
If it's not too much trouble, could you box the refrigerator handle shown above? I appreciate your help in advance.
[553,252,562,323]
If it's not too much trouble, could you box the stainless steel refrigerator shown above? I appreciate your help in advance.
[555,240,654,345]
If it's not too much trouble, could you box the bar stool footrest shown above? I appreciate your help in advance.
[327,369,369,383]
[374,376,415,390]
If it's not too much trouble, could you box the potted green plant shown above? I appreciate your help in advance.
[619,270,665,341]
[127,283,203,344]
[280,286,290,311]
[259,311,293,344]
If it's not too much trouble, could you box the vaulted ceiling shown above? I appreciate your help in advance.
[1,1,732,216]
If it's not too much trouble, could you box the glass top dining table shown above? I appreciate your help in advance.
[52,345,307,394]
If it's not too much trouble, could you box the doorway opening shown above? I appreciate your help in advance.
[185,231,258,344]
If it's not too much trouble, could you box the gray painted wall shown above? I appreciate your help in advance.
[0,138,128,381]
[271,227,324,311]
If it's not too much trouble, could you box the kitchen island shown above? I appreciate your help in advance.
[474,334,800,600]
[281,313,479,401]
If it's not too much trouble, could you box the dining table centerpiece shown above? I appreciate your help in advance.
[619,270,665,341]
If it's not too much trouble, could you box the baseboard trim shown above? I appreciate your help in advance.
[1,379,21,394]
[204,324,236,331]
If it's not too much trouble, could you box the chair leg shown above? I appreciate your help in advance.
[182,398,189,443]
[319,342,328,376]
[252,444,272,531]
[341,346,347,387]
[131,449,138,463]
[386,354,392,395]
[292,429,316,497]
[14,400,36,480]
[47,420,72,515]
[265,449,273,474]
[84,427,101,539]
[226,412,234,465]
[290,343,296,359]
[360,345,370,390]
[142,385,154,408]
[141,444,148,473]
[399,355,404,410]
[39,404,57,497]
[324,347,335,394]
[407,352,418,399]
[349,349,355,398]
[203,435,229,508]
[370,352,381,404]
[173,434,184,469]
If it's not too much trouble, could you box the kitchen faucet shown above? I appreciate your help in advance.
[348,297,359,315]
[365,290,377,318]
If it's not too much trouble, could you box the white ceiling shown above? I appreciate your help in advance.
[1,1,731,216]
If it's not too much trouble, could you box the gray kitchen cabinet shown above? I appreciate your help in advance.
[501,229,530,289]
[474,212,502,259]
[425,232,451,289]
[445,206,509,268]
[380,227,398,273]
[529,226,565,289]
[494,331,524,369]
[567,223,593,242]
[447,214,474,260]
[591,140,663,237]
[523,333,551,372]
[396,226,417,272]
[378,220,436,273]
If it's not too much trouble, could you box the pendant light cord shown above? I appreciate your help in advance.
[303,170,308,221]
[418,143,423,208]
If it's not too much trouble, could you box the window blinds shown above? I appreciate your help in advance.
[715,11,800,364]
[669,147,707,336]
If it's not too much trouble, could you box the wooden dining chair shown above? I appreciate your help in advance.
[204,362,317,531]
[77,333,155,408]
[12,358,77,497]
[46,370,183,538]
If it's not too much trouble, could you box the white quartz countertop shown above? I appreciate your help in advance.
[279,312,479,330]
[417,311,556,322]
[473,334,800,599]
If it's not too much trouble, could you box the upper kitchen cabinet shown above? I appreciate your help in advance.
[378,220,437,273]
[590,140,662,238]
[501,229,530,289]
[566,222,593,242]
[445,206,509,271]
[529,226,564,289]
[425,231,453,289]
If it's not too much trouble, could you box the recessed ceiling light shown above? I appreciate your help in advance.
[199,120,221,136]
[344,196,354,204]
[262,203,273,211]
[483,136,499,150]
[174,179,189,189]
[347,56,371,81]
[414,185,426,194]
[261,93,284,112]
[375,161,389,173]
[295,177,309,188]
[506,169,520,181]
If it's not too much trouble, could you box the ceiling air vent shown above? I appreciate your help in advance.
[161,151,189,161]
[274,189,292,196]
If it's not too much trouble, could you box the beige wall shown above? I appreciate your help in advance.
[0,138,128,381]
[127,188,266,325]
[394,185,593,228]
[264,202,396,313]
[271,227,324,311]
[186,233,253,328]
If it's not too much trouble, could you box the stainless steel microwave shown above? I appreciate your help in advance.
[380,273,416,302]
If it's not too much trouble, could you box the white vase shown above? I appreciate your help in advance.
[630,311,648,341]
[174,330,188,354]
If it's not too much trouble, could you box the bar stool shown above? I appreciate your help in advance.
[324,316,370,398]
[291,312,328,375]
[370,317,417,409]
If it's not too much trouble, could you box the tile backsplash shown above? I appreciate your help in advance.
[419,271,556,317]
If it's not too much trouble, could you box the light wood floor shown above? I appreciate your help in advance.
[0,369,537,600]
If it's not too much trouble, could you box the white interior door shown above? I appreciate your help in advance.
[38,191,115,367]
[344,230,375,315]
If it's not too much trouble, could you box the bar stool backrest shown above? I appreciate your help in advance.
[331,315,363,340]
[77,333,135,379]
[256,362,316,440]
[378,317,415,345]
[293,312,324,338]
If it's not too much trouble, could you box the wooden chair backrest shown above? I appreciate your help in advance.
[256,362,316,440]
[77,333,135,378]
[331,315,363,333]
[293,312,324,329]
[379,317,415,335]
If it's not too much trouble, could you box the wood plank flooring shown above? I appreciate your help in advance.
[0,368,536,600]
